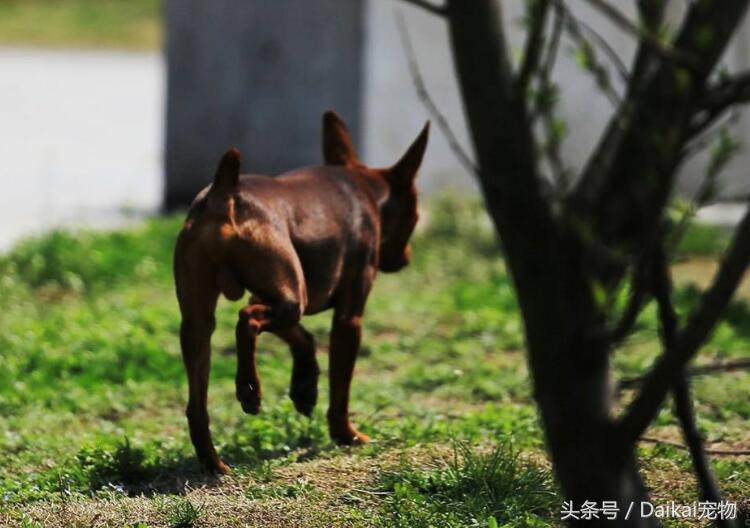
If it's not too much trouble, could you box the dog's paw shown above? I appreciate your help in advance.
[200,457,231,476]
[236,383,261,415]
[290,368,319,417]
[290,388,317,417]
[330,425,370,446]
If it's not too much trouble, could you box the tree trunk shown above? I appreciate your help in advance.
[445,2,655,523]
[516,241,654,526]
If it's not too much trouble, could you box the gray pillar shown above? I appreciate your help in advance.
[164,0,365,210]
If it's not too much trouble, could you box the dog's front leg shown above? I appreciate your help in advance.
[235,298,304,414]
[274,324,319,417]
[327,314,370,445]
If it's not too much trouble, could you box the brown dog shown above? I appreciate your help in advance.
[174,111,429,473]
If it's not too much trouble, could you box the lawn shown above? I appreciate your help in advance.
[0,194,748,527]
[0,0,160,50]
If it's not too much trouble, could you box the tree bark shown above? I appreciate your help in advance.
[445,2,655,523]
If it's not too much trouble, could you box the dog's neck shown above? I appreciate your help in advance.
[357,168,392,208]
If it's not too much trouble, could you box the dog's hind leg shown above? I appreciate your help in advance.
[181,316,229,474]
[273,325,319,417]
[175,249,228,474]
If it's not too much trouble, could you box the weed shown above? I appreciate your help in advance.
[160,497,202,528]
[375,441,559,528]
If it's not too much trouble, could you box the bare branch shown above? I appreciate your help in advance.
[703,71,750,107]
[518,0,551,92]
[690,358,750,375]
[630,0,668,84]
[639,437,750,456]
[683,111,740,159]
[618,358,750,391]
[570,0,749,258]
[554,1,622,107]
[531,5,569,195]
[541,3,564,78]
[395,11,478,176]
[618,205,750,443]
[582,0,699,70]
[607,259,650,345]
[399,0,447,17]
[574,14,629,84]
[650,249,725,507]
[691,71,750,136]
[672,378,727,505]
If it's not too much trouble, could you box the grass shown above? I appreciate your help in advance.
[374,442,558,528]
[0,193,747,527]
[160,497,202,528]
[0,0,160,50]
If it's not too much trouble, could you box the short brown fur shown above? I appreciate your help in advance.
[174,111,429,473]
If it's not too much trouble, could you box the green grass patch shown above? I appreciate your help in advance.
[0,0,160,50]
[0,192,747,526]
[373,441,559,528]
[674,222,731,258]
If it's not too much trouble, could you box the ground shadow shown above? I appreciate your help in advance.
[80,435,333,498]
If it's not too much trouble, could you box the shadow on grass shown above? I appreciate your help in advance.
[68,433,332,498]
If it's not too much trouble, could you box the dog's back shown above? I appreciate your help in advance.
[183,163,386,315]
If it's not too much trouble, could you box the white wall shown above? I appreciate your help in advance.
[0,48,163,249]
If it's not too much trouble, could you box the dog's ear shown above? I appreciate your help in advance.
[212,147,241,195]
[388,121,430,188]
[322,110,360,166]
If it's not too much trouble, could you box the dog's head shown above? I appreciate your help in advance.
[322,111,429,273]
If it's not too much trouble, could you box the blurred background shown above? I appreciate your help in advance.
[1,0,749,247]
[1,4,749,525]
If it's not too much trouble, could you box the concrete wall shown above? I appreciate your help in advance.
[164,0,364,209]
[164,0,750,205]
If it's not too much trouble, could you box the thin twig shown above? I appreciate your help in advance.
[518,0,551,92]
[531,3,569,195]
[691,71,750,137]
[351,488,393,496]
[554,0,622,107]
[651,249,725,509]
[575,16,629,84]
[582,0,699,70]
[619,206,750,443]
[639,437,750,456]
[630,0,668,85]
[399,0,447,17]
[395,11,479,176]
[684,111,740,159]
[619,358,750,391]
[541,2,564,79]
[702,71,750,110]
[607,258,650,345]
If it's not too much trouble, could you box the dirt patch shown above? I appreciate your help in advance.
[672,258,750,301]
[10,444,454,528]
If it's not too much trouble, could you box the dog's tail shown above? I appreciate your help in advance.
[206,147,241,219]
